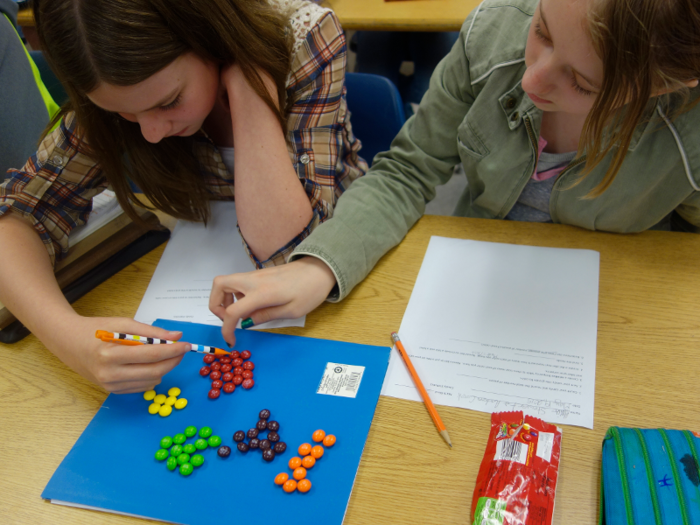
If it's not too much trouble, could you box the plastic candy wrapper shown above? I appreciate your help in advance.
[471,411,562,525]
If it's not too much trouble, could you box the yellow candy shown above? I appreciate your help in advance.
[165,396,177,406]
[174,398,188,410]
[154,394,167,405]
[148,403,160,415]
[143,390,156,401]
[523,423,531,431]
[158,405,173,417]
[168,387,181,397]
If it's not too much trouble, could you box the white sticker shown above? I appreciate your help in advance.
[317,363,365,398]
[495,439,528,464]
[536,432,555,463]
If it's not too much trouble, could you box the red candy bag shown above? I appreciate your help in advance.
[471,412,562,525]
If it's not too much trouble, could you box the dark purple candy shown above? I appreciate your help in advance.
[249,438,260,450]
[237,442,249,453]
[273,442,287,454]
[233,430,246,442]
[267,431,280,443]
[247,428,259,439]
[217,446,231,458]
[266,420,280,432]
[259,439,271,451]
[256,419,268,431]
[259,409,271,420]
[262,449,275,462]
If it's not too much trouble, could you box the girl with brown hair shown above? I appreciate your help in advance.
[0,0,366,392]
[208,0,700,346]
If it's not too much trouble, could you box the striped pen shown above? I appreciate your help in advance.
[95,330,231,355]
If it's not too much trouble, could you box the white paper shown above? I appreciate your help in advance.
[134,201,305,330]
[381,236,599,428]
[68,190,124,246]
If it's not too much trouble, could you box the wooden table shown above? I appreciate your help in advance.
[2,215,700,524]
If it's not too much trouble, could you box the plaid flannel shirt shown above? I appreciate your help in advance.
[0,8,367,268]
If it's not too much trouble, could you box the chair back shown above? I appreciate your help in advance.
[344,72,406,167]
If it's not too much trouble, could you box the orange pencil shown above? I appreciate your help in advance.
[391,332,452,447]
[95,330,231,355]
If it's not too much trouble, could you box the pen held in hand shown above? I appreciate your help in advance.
[391,332,452,448]
[95,330,231,355]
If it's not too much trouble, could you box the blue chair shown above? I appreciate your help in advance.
[344,72,406,167]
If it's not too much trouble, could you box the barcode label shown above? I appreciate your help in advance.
[495,439,528,464]
[317,363,365,398]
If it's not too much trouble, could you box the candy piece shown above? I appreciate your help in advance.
[297,479,312,493]
[298,443,312,456]
[208,389,221,399]
[232,358,243,367]
[210,370,222,381]
[275,472,289,485]
[222,372,233,383]
[177,453,191,466]
[249,438,260,450]
[312,429,326,442]
[165,396,177,406]
[203,354,216,364]
[223,382,235,394]
[158,405,172,417]
[211,362,222,371]
[232,375,243,386]
[220,357,231,364]
[160,436,173,449]
[523,423,531,431]
[173,433,186,444]
[233,366,244,376]
[154,394,167,405]
[211,379,223,389]
[241,350,251,359]
[199,366,211,377]
[242,370,254,380]
[199,427,213,438]
[166,457,178,471]
[237,442,249,453]
[256,420,268,431]
[220,364,232,373]
[191,454,205,466]
[183,443,196,455]
[311,445,324,459]
[170,445,183,457]
[262,449,275,462]
[259,439,271,451]
[208,435,222,448]
[233,430,246,442]
[259,409,271,419]
[148,403,160,415]
[242,379,254,389]
[143,390,156,401]
[174,398,188,410]
[230,350,240,359]
[267,431,280,443]
[168,387,181,397]
[155,449,169,461]
[293,467,307,480]
[283,479,297,493]
[288,457,302,469]
[274,442,287,454]
[323,435,336,447]
[243,361,255,370]
[247,428,259,439]
[195,438,208,450]
[217,446,231,458]
[184,426,197,438]
[301,456,316,469]
[179,463,194,476]
[267,421,280,432]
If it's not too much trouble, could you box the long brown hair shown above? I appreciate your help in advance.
[34,0,293,224]
[581,0,700,196]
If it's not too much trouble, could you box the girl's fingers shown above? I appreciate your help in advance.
[101,352,187,385]
[104,341,191,366]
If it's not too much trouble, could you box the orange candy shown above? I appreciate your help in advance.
[298,443,312,456]
[323,434,336,447]
[301,455,316,469]
[283,479,298,493]
[274,472,289,485]
[288,457,302,470]
[293,467,307,480]
[312,429,326,442]
[297,479,312,493]
[311,445,324,459]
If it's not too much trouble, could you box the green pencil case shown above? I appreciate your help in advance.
[600,427,700,524]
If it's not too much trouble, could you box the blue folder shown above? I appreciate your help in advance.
[42,320,391,525]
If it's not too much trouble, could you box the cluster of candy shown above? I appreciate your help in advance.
[275,429,336,494]
[199,350,255,399]
[154,425,222,476]
[233,409,287,462]
[502,422,538,442]
[144,387,188,417]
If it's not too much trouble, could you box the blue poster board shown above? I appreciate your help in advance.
[43,320,391,524]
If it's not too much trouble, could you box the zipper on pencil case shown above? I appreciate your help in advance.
[659,429,690,525]
[633,429,663,525]
[607,427,636,525]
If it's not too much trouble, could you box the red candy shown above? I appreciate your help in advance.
[199,366,211,377]
[211,362,222,371]
[212,379,223,389]
[232,358,243,367]
[243,361,255,370]
[242,378,254,389]
[210,370,222,381]
[241,350,251,359]
[221,364,232,373]
[203,354,216,364]
[223,382,236,394]
[242,370,253,380]
[222,372,234,382]
[230,351,240,359]
[232,375,244,386]
[233,366,244,376]
[208,388,221,399]
[220,357,231,364]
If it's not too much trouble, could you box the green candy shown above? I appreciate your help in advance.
[183,443,196,455]
[179,463,194,476]
[173,433,186,444]
[177,453,191,466]
[190,454,205,467]
[160,436,173,449]
[198,427,213,439]
[184,426,197,438]
[194,438,208,450]
[166,457,178,471]
[207,435,222,448]
[155,449,169,461]
[170,444,183,457]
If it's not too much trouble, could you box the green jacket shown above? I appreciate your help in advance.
[290,0,700,301]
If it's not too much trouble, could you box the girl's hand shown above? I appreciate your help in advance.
[47,315,191,394]
[209,257,337,347]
